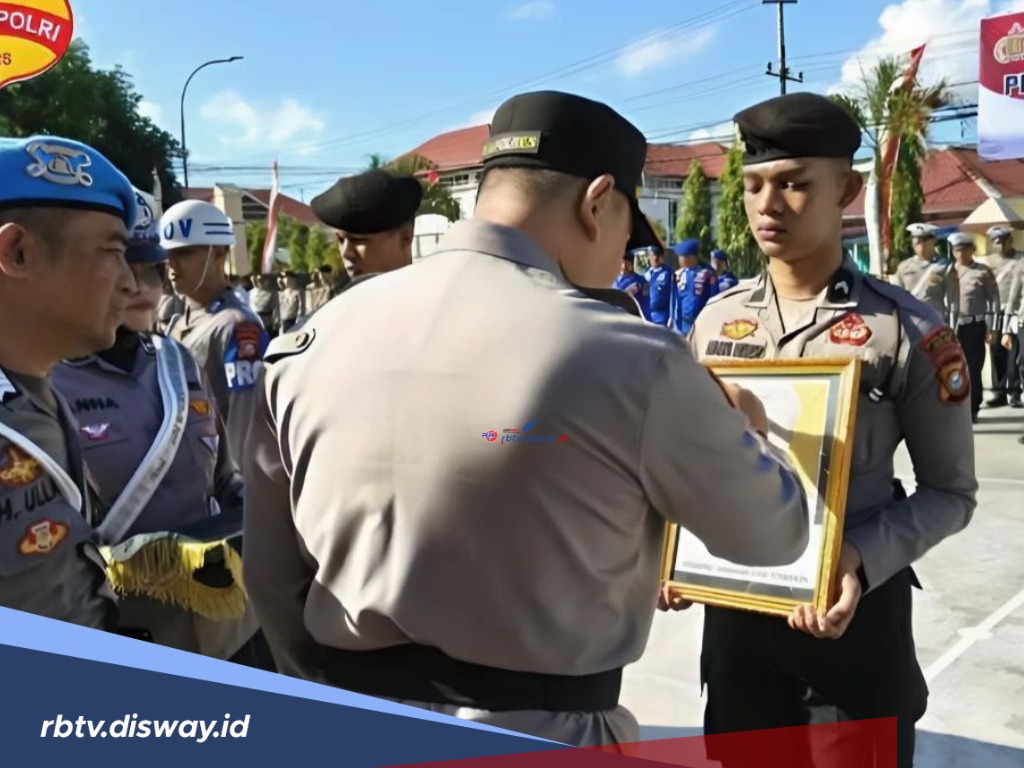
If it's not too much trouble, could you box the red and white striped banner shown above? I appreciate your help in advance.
[260,160,282,273]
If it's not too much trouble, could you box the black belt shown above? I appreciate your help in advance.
[317,643,622,713]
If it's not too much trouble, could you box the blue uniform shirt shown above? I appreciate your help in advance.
[671,264,719,334]
[614,272,651,320]
[645,265,674,325]
[717,270,739,292]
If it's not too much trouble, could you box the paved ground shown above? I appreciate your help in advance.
[620,394,1024,767]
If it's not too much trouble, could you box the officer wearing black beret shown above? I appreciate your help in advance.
[667,92,977,768]
[244,90,807,747]
[310,169,423,284]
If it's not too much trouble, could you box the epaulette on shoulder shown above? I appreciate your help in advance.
[265,328,316,364]
[706,279,755,306]
[861,275,946,338]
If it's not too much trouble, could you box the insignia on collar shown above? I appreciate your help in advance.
[721,319,758,341]
[829,314,872,346]
[828,268,855,302]
[919,327,970,403]
[0,370,18,405]
[25,141,94,187]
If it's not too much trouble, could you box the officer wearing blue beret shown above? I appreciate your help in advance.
[644,245,674,326]
[613,250,651,320]
[669,238,718,334]
[0,135,137,629]
[710,249,739,292]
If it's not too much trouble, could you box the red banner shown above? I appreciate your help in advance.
[979,12,1024,160]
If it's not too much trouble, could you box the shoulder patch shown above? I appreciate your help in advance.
[919,326,970,403]
[223,321,269,393]
[265,328,317,364]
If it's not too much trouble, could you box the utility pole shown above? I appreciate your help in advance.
[763,0,803,95]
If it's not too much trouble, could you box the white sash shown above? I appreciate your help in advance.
[95,336,189,545]
[0,419,83,514]
[911,263,942,299]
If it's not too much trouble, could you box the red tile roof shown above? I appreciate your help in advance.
[405,125,730,179]
[183,187,321,227]
[843,147,1024,220]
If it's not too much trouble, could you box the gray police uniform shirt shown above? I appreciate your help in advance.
[52,336,244,535]
[895,255,960,325]
[0,367,114,628]
[242,220,808,744]
[954,261,1000,328]
[980,251,1024,334]
[156,293,184,334]
[305,285,332,314]
[168,288,269,467]
[278,288,303,323]
[690,257,978,592]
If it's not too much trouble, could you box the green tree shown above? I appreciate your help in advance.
[247,222,268,275]
[715,142,761,278]
[832,56,949,274]
[0,40,183,206]
[674,160,712,252]
[305,226,327,270]
[366,152,463,222]
[287,221,311,272]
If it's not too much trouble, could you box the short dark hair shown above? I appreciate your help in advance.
[477,167,588,204]
[0,207,67,251]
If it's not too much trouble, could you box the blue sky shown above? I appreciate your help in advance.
[69,0,1024,196]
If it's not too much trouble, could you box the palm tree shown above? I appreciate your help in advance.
[364,152,462,223]
[832,56,950,274]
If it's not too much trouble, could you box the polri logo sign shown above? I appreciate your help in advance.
[0,1,74,92]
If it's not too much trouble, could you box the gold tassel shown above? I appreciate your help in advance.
[101,535,247,621]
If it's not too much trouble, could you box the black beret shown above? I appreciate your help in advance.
[311,170,423,234]
[734,92,862,166]
[484,90,660,252]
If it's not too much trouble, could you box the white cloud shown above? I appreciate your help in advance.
[836,0,1024,101]
[469,106,498,125]
[688,120,736,142]
[508,1,555,21]
[138,100,164,125]
[615,25,716,77]
[199,90,325,151]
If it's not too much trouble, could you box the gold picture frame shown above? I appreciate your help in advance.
[660,358,862,617]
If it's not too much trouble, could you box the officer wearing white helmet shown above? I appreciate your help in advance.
[894,222,959,327]
[52,188,258,660]
[159,200,269,467]
[979,225,1024,408]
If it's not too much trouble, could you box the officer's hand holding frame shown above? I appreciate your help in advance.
[661,358,861,618]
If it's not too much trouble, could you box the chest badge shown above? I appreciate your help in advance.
[80,423,111,442]
[829,314,873,346]
[189,399,211,416]
[721,319,758,341]
[18,519,69,556]
[0,445,42,488]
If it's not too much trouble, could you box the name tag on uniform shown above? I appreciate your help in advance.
[706,339,767,359]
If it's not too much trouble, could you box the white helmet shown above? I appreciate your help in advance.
[160,199,236,250]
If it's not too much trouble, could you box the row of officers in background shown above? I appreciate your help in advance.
[895,222,1024,421]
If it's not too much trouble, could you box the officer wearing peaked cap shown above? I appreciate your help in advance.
[979,225,1023,408]
[243,90,809,747]
[671,93,977,768]
[0,135,138,630]
[310,169,423,289]
[896,221,960,327]
[947,232,999,421]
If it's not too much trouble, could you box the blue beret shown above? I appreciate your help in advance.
[0,135,136,228]
[710,249,728,261]
[673,239,701,258]
[126,188,166,264]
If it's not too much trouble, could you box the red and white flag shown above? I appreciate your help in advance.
[260,160,282,274]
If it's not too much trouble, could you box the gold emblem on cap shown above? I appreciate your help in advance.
[482,132,542,159]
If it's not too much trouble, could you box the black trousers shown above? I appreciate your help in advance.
[988,333,1021,399]
[702,569,927,768]
[957,321,987,416]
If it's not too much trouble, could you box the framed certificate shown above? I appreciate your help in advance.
[661,358,862,617]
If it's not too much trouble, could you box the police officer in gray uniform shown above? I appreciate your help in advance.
[243,90,810,746]
[277,271,304,333]
[980,225,1024,407]
[0,135,138,629]
[895,222,960,327]
[52,188,246,655]
[248,273,280,338]
[678,93,977,768]
[948,231,1000,421]
[159,199,270,468]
